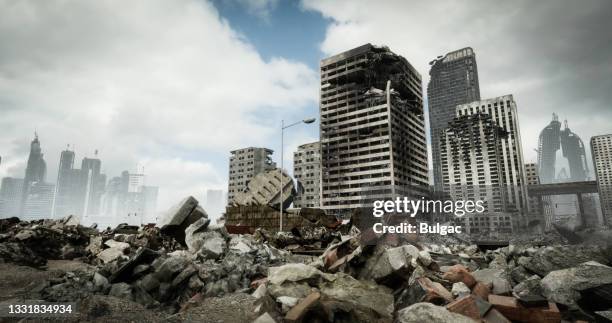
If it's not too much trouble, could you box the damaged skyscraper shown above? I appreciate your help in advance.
[319,44,429,216]
[446,95,529,231]
[591,134,612,226]
[428,48,481,191]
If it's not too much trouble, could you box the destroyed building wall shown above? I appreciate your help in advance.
[455,95,529,223]
[591,134,612,225]
[525,162,544,216]
[428,48,481,192]
[227,147,276,204]
[293,141,321,209]
[231,168,295,210]
[319,44,429,217]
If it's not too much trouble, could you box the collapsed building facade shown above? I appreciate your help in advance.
[440,112,515,234]
[227,147,276,203]
[319,44,429,217]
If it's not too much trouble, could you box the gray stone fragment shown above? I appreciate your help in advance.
[472,268,511,295]
[541,261,612,307]
[451,282,471,297]
[109,282,133,300]
[104,240,130,251]
[97,248,124,264]
[396,302,475,323]
[157,196,200,229]
[253,312,277,323]
[512,275,542,298]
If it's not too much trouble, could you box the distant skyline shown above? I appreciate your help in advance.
[1,0,611,210]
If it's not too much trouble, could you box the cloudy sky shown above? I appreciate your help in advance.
[1,0,611,216]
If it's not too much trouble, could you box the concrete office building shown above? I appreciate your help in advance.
[22,182,55,220]
[0,177,24,218]
[319,44,429,216]
[591,134,612,225]
[228,147,276,203]
[525,163,544,216]
[293,141,321,208]
[428,48,481,191]
[455,95,529,219]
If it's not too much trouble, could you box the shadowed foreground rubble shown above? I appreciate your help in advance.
[1,197,612,322]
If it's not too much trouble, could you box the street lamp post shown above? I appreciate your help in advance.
[280,117,316,232]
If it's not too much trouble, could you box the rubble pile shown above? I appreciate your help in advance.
[1,197,612,322]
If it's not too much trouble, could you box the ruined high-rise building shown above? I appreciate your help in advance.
[293,141,321,208]
[591,134,612,225]
[428,48,481,191]
[441,112,508,213]
[455,95,528,217]
[227,147,276,203]
[319,44,429,216]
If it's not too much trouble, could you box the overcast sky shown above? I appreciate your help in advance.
[1,0,611,215]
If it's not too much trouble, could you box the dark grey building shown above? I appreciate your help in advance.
[20,133,47,216]
[428,48,480,191]
[320,44,429,216]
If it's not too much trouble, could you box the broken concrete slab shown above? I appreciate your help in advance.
[452,282,471,297]
[540,261,612,307]
[396,302,477,323]
[472,268,512,295]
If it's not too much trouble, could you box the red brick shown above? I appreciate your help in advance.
[443,264,477,288]
[446,295,481,320]
[488,295,561,323]
[472,281,491,300]
[285,292,321,323]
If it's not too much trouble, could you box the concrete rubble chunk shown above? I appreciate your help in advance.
[472,268,512,295]
[268,263,332,285]
[396,302,477,323]
[452,282,471,297]
[540,261,612,307]
[109,282,133,300]
[512,275,542,298]
[97,247,124,264]
[359,245,418,283]
[253,312,277,323]
[524,246,609,276]
[104,240,130,251]
[318,273,394,320]
[196,234,227,260]
[184,218,212,252]
[157,196,200,229]
[397,277,453,309]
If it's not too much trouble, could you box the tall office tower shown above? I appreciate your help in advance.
[524,163,543,215]
[293,141,321,208]
[455,95,528,217]
[53,149,79,218]
[20,133,47,217]
[22,182,55,220]
[205,189,224,218]
[320,44,429,216]
[228,147,276,203]
[428,48,481,191]
[560,121,589,182]
[591,134,612,225]
[441,112,508,213]
[100,176,124,219]
[80,156,106,216]
[0,177,24,217]
[537,114,561,184]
